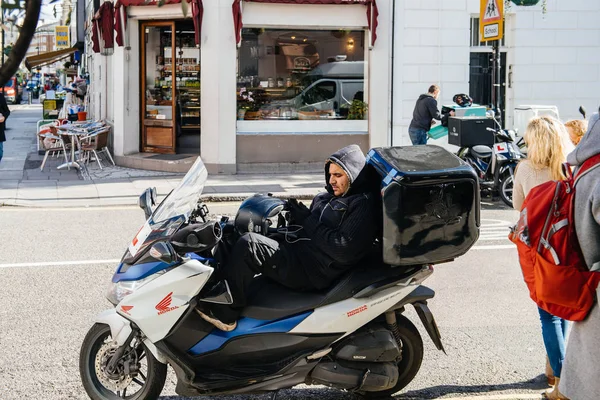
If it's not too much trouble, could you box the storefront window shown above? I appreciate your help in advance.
[237,29,366,121]
[145,26,174,121]
[141,21,201,154]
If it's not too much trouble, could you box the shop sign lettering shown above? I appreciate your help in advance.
[293,57,310,69]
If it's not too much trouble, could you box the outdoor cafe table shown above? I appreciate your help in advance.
[54,122,106,170]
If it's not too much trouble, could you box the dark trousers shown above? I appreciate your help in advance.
[210,233,312,323]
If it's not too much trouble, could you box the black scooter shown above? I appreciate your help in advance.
[457,127,525,207]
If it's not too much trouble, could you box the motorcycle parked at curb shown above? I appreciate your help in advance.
[78,152,479,400]
[457,127,525,207]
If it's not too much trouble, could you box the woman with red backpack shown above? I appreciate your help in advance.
[513,116,570,400]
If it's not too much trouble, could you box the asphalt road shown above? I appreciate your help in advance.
[0,202,550,400]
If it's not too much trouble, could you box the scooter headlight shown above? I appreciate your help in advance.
[106,272,164,306]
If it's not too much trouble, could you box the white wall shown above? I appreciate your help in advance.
[392,0,600,147]
[508,0,600,123]
[392,0,471,147]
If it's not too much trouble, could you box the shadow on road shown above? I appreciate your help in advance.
[154,376,549,400]
[397,375,548,399]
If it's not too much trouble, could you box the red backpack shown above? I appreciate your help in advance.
[509,154,600,321]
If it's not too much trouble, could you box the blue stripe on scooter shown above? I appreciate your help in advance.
[112,261,173,283]
[188,311,312,355]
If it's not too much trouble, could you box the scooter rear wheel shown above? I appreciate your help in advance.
[358,314,424,399]
[499,173,514,208]
[79,323,167,400]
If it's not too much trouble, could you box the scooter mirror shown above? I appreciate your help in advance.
[579,105,587,119]
[138,187,157,220]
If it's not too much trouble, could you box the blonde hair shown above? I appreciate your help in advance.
[524,116,567,181]
[564,119,588,145]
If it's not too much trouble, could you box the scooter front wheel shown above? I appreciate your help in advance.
[499,173,514,208]
[79,323,167,400]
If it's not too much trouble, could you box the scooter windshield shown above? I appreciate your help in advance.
[127,157,208,258]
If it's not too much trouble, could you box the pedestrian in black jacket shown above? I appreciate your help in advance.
[409,84,451,145]
[0,91,11,163]
[197,144,380,331]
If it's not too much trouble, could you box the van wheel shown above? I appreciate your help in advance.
[357,315,424,399]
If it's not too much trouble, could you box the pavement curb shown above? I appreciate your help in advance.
[0,191,319,208]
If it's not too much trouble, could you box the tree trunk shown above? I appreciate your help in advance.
[0,0,42,87]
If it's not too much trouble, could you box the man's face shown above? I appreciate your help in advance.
[433,89,440,100]
[329,163,350,197]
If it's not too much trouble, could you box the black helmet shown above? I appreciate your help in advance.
[452,94,473,107]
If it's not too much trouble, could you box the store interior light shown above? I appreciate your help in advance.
[291,36,296,39]
[347,38,355,50]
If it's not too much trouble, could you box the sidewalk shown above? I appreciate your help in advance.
[0,105,324,207]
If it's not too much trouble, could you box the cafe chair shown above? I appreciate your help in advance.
[79,128,115,170]
[39,128,69,171]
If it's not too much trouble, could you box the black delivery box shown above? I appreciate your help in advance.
[366,145,480,266]
[448,116,495,147]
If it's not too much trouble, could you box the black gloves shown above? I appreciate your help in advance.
[287,198,311,225]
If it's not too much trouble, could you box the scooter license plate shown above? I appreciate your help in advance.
[496,143,507,152]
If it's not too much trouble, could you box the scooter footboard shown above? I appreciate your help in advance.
[94,309,167,363]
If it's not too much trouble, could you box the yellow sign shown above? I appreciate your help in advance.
[55,26,70,50]
[480,0,504,41]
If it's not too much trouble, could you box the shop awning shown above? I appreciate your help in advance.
[232,0,378,46]
[25,47,78,70]
[117,0,203,46]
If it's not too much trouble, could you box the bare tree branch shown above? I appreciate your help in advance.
[0,0,42,87]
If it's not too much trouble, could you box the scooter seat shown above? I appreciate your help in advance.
[241,264,421,320]
[470,145,493,159]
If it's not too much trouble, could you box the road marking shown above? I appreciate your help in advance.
[0,259,121,269]
[479,218,513,242]
[0,206,138,212]
[471,244,515,250]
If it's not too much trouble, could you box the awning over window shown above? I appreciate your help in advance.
[232,0,378,46]
[25,47,78,70]
[117,0,203,47]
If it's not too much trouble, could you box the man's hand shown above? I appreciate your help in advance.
[450,110,455,116]
[287,198,311,225]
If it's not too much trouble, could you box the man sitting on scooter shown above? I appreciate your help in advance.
[197,144,380,331]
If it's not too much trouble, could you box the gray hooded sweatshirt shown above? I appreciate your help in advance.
[567,111,600,271]
[559,112,600,400]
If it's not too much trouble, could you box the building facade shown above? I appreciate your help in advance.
[87,0,600,173]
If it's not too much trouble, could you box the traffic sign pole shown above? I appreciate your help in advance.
[480,0,504,127]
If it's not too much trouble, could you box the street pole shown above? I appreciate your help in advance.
[491,39,501,127]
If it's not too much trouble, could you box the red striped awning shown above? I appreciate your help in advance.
[114,0,203,47]
[232,0,378,46]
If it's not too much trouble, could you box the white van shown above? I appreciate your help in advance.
[261,61,364,118]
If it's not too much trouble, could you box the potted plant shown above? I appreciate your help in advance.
[237,87,268,120]
[347,99,368,120]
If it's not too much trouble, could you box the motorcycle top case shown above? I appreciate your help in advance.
[447,116,495,147]
[366,145,480,266]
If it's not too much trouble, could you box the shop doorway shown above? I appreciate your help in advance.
[469,51,507,127]
[140,20,200,155]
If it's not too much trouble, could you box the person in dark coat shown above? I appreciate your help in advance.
[409,84,452,145]
[197,144,380,331]
[0,91,11,163]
